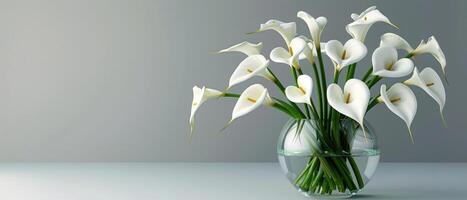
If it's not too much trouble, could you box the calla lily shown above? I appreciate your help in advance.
[270,36,308,68]
[228,55,273,89]
[327,79,370,133]
[404,67,446,123]
[190,86,224,133]
[325,39,367,71]
[379,84,417,143]
[256,20,296,47]
[300,41,327,58]
[230,84,273,123]
[413,37,447,75]
[372,46,414,77]
[298,42,315,64]
[379,33,414,53]
[297,11,327,48]
[218,41,263,56]
[346,6,397,42]
[285,75,313,105]
[380,33,447,76]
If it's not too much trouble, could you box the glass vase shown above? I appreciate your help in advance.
[277,118,380,198]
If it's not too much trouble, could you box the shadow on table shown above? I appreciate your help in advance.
[352,188,465,199]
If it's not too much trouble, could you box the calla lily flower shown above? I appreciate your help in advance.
[380,33,447,76]
[190,86,224,133]
[270,36,308,68]
[325,39,367,71]
[256,20,296,47]
[379,33,414,53]
[379,84,417,143]
[404,67,446,122]
[285,75,313,105]
[327,79,370,133]
[218,41,263,56]
[298,42,315,64]
[412,37,447,75]
[230,84,273,123]
[297,11,327,48]
[346,6,396,42]
[228,55,273,89]
[372,46,414,77]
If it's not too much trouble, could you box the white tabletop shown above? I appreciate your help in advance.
[0,162,465,200]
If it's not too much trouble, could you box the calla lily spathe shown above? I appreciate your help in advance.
[346,6,396,42]
[230,84,273,123]
[218,41,263,56]
[380,33,447,76]
[297,11,327,49]
[404,67,446,122]
[379,33,414,53]
[190,86,224,133]
[372,46,414,77]
[327,79,370,133]
[412,37,447,75]
[256,20,297,47]
[379,84,417,143]
[285,75,313,105]
[325,39,367,71]
[228,55,273,89]
[270,36,308,68]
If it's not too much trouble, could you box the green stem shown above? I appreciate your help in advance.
[330,70,342,150]
[311,62,323,119]
[223,93,240,98]
[331,157,357,191]
[345,63,357,81]
[318,157,345,192]
[273,98,306,118]
[361,68,373,82]
[348,157,365,189]
[272,102,299,118]
[316,47,329,132]
[366,76,382,88]
[268,68,306,118]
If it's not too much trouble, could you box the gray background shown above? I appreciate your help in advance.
[0,0,465,162]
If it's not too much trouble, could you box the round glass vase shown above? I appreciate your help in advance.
[277,118,380,199]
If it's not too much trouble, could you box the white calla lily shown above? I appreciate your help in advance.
[413,36,447,75]
[228,55,273,89]
[190,86,224,133]
[380,33,447,77]
[325,39,367,71]
[404,67,446,123]
[372,46,414,77]
[285,75,313,105]
[230,84,273,123]
[298,42,315,64]
[327,79,370,135]
[297,11,327,48]
[379,84,417,143]
[380,33,414,52]
[218,41,263,56]
[346,6,396,42]
[270,36,308,68]
[256,20,296,47]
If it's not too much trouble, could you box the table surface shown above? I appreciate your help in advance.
[0,162,465,200]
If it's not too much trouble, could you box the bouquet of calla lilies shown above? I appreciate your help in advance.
[190,6,447,195]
